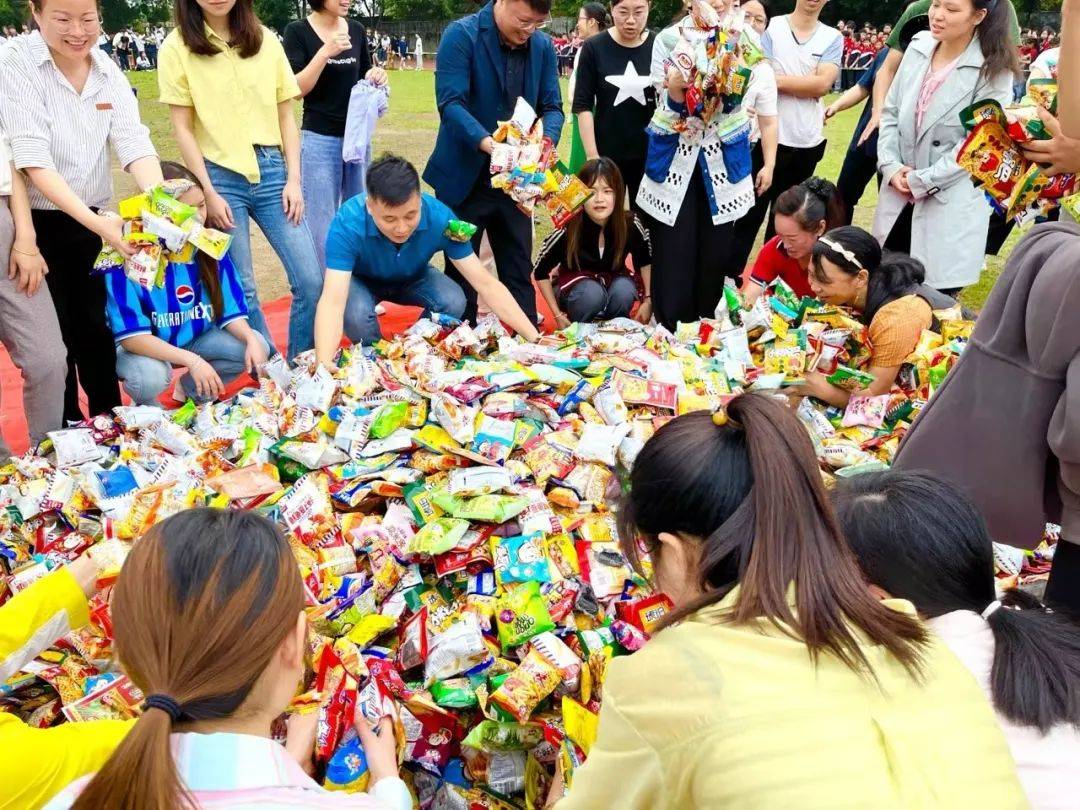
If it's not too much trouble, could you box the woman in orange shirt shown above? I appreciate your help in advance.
[792,225,955,407]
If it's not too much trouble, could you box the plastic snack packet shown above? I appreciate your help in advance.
[494,581,556,651]
[825,365,875,392]
[488,648,561,723]
[491,533,552,586]
[444,219,478,242]
[324,736,370,792]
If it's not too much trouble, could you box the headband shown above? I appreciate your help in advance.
[818,237,864,271]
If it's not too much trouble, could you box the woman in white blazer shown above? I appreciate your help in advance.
[873,0,1017,295]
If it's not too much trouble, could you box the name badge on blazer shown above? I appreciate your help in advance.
[96,102,113,111]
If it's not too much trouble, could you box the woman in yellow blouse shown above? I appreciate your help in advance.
[158,0,323,361]
[793,225,956,408]
[554,394,1025,809]
[0,551,132,809]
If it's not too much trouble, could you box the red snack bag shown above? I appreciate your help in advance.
[401,695,461,774]
[614,593,674,634]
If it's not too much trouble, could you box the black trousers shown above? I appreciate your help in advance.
[729,140,827,273]
[836,146,879,225]
[650,169,735,330]
[611,155,646,216]
[446,178,536,325]
[32,209,121,422]
[883,201,914,254]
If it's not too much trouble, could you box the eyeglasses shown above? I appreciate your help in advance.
[612,7,649,19]
[744,12,767,26]
[514,13,550,31]
[50,15,101,34]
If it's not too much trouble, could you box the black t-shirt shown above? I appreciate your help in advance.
[571,31,657,161]
[284,18,372,138]
[533,212,652,292]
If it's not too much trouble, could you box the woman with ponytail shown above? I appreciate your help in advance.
[834,469,1080,809]
[872,0,1016,296]
[791,225,957,407]
[553,394,1023,808]
[48,508,409,810]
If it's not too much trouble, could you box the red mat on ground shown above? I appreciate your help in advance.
[0,289,556,457]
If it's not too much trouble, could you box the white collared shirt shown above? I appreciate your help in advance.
[0,31,156,210]
[0,132,12,198]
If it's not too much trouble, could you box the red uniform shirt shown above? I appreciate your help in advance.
[748,236,814,299]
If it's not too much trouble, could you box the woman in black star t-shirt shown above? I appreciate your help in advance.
[572,0,656,211]
[284,0,386,269]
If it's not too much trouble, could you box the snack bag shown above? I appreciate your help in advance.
[494,581,556,651]
[841,394,891,429]
[324,736,371,792]
[488,648,561,723]
[491,533,552,586]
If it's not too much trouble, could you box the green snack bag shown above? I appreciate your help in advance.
[431,491,530,523]
[408,517,470,556]
[430,677,480,709]
[369,401,408,440]
[237,426,263,466]
[495,581,555,651]
[461,720,545,752]
[149,184,198,225]
[171,399,197,427]
[403,480,444,526]
[826,365,875,392]
[444,219,478,242]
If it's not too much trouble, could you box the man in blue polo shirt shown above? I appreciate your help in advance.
[314,155,541,366]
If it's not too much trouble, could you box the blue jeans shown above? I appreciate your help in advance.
[559,276,638,322]
[115,328,271,405]
[206,147,323,360]
[302,130,366,270]
[344,266,466,345]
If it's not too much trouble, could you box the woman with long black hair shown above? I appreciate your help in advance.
[873,0,1017,296]
[835,468,1080,809]
[552,395,1023,806]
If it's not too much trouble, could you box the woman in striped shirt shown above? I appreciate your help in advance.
[47,508,411,810]
[104,163,270,405]
[0,0,164,423]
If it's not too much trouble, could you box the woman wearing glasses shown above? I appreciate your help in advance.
[0,0,163,422]
[572,0,655,210]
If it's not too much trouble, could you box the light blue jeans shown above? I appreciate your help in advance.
[301,130,366,270]
[115,327,271,405]
[344,266,466,345]
[206,147,323,360]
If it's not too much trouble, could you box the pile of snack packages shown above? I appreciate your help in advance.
[489,98,593,228]
[0,280,975,806]
[649,0,760,137]
[956,80,1078,224]
[92,179,233,289]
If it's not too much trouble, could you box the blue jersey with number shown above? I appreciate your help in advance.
[104,252,248,348]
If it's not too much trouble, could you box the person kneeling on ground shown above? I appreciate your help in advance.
[834,469,1080,809]
[314,155,540,366]
[48,508,409,809]
[551,394,1024,807]
[105,162,270,406]
[533,158,652,328]
[790,224,955,407]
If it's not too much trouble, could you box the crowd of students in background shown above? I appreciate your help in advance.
[366,29,424,69]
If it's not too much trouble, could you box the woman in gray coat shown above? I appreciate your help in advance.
[872,0,1017,295]
[894,221,1080,613]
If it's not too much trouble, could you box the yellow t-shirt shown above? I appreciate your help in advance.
[868,294,933,367]
[157,25,301,183]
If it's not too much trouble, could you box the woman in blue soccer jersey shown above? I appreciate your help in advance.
[104,162,271,405]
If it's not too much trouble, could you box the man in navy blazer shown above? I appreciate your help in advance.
[424,0,564,325]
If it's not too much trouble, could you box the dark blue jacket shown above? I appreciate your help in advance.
[423,2,564,207]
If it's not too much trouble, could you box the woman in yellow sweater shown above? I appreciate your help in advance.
[555,394,1025,808]
[793,225,956,408]
[0,551,131,809]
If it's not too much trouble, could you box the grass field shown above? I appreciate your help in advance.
[122,68,1016,308]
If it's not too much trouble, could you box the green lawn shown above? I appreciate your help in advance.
[126,69,1016,309]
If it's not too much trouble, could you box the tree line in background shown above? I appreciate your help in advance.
[0,0,1063,48]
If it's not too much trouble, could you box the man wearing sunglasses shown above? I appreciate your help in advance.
[425,0,563,329]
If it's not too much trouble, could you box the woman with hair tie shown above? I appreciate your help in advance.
[551,394,1024,807]
[835,468,1080,809]
[47,508,410,810]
